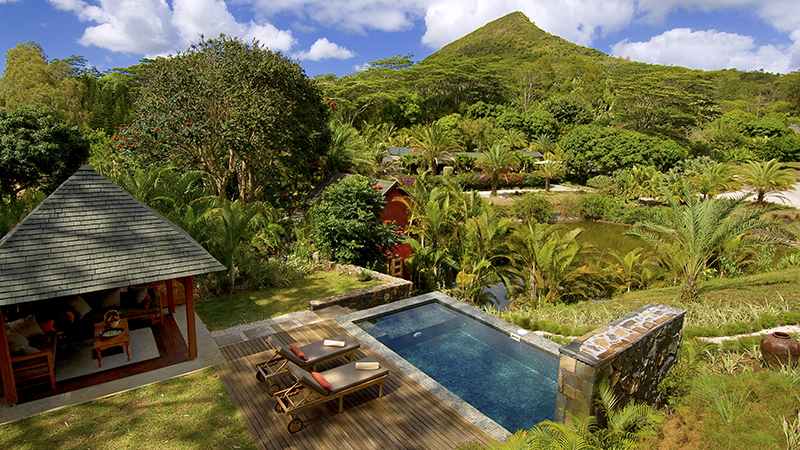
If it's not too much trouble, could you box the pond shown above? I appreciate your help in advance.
[561,220,650,254]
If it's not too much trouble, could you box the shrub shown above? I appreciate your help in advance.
[510,192,554,223]
[576,193,618,220]
[586,175,614,190]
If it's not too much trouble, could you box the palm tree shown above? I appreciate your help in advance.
[454,207,514,305]
[500,128,528,150]
[477,141,519,196]
[411,122,457,175]
[324,123,371,174]
[687,161,740,199]
[627,191,792,300]
[739,158,796,204]
[508,221,598,306]
[537,151,564,192]
[204,199,268,290]
[602,247,660,292]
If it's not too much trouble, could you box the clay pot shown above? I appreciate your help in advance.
[760,331,800,369]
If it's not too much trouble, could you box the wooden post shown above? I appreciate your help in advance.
[0,309,18,405]
[166,279,175,314]
[184,276,197,359]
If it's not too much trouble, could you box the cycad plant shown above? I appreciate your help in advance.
[627,190,792,300]
[739,158,796,204]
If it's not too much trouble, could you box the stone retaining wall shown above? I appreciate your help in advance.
[555,303,685,423]
[307,263,413,311]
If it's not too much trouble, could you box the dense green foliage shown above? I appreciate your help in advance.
[310,174,401,267]
[0,106,89,198]
[118,35,330,205]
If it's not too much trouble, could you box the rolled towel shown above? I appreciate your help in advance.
[355,361,381,370]
[323,339,346,347]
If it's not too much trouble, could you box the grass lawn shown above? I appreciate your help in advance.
[196,269,385,331]
[0,368,256,450]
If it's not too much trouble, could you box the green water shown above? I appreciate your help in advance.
[561,220,649,254]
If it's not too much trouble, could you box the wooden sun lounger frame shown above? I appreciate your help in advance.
[272,360,389,434]
[255,334,359,395]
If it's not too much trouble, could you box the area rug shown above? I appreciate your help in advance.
[55,328,160,382]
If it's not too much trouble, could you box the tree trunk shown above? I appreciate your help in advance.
[681,273,698,301]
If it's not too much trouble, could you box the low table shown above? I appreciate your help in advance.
[93,318,130,368]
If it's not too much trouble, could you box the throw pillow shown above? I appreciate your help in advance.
[98,288,122,309]
[40,319,56,333]
[66,295,92,320]
[289,344,308,361]
[133,287,149,305]
[7,329,39,354]
[6,315,43,338]
[311,372,333,391]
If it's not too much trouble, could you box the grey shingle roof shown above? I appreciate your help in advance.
[0,166,225,306]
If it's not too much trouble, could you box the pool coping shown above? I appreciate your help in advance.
[336,291,561,442]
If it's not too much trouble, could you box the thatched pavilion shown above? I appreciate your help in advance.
[0,166,224,405]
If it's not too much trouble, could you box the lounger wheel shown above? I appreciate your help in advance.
[274,400,283,413]
[256,368,266,382]
[268,383,280,396]
[288,418,303,434]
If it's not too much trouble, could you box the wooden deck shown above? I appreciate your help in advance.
[216,320,494,450]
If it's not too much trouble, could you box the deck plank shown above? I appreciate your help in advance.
[215,320,494,450]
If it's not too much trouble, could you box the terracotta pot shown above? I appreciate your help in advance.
[760,331,800,369]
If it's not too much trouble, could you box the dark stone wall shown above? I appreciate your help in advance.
[555,303,685,422]
[307,263,413,311]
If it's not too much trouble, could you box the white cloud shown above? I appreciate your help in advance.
[249,0,423,34]
[47,0,296,56]
[611,28,794,73]
[295,38,355,61]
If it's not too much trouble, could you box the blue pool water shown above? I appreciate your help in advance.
[355,301,558,432]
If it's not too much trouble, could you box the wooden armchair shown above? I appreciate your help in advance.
[11,349,56,390]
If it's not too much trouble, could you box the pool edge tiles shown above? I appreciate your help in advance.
[336,292,561,442]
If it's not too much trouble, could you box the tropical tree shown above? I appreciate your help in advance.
[453,207,514,306]
[411,122,458,175]
[0,106,89,200]
[324,123,371,174]
[476,141,519,196]
[118,35,330,205]
[537,151,564,192]
[738,158,796,204]
[602,247,662,293]
[0,41,86,125]
[628,191,792,300]
[687,161,740,199]
[508,221,598,306]
[203,199,269,290]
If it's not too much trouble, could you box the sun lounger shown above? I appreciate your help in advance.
[272,356,389,433]
[255,334,360,395]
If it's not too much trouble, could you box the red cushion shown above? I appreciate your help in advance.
[312,371,333,391]
[65,311,75,322]
[40,319,56,333]
[289,344,307,361]
[143,293,152,309]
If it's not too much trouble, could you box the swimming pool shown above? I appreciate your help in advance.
[338,292,560,438]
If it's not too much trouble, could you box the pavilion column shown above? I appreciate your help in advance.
[184,276,197,359]
[0,310,18,405]
[166,279,175,314]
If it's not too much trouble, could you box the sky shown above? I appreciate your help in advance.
[0,0,799,78]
